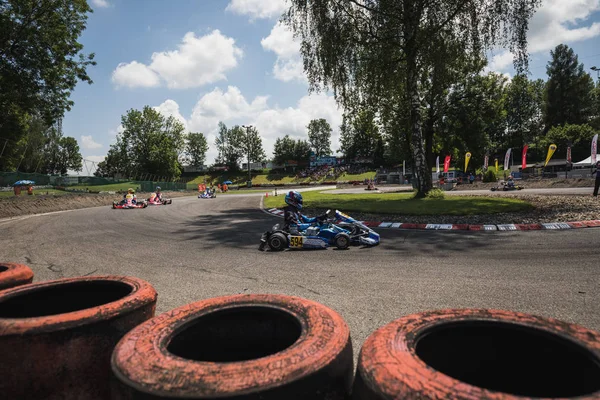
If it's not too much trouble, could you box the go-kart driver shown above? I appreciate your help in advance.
[283,191,326,235]
[122,188,137,204]
[155,186,163,201]
[507,175,515,188]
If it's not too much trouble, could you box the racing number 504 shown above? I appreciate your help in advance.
[290,236,303,247]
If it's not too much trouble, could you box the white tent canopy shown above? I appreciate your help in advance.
[575,155,600,165]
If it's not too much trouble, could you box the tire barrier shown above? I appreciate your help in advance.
[0,276,158,400]
[0,262,34,291]
[111,294,353,399]
[353,309,600,399]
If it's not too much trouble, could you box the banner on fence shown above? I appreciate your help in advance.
[443,156,451,173]
[592,134,598,165]
[544,144,557,167]
[464,152,471,173]
[522,145,528,170]
[436,156,440,174]
[504,148,512,171]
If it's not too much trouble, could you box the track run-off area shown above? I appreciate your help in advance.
[1,191,598,351]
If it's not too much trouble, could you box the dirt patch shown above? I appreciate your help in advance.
[0,191,195,219]
[302,194,600,225]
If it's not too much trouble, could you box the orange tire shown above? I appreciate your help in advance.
[354,309,600,399]
[111,294,353,399]
[0,276,157,399]
[0,262,34,291]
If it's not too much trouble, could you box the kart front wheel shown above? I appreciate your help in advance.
[334,233,350,250]
[268,232,288,251]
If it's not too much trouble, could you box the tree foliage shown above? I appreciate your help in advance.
[184,133,209,166]
[541,124,598,163]
[99,106,186,179]
[242,126,267,164]
[0,0,96,170]
[273,135,311,165]
[544,44,595,130]
[307,118,332,157]
[339,109,382,161]
[284,0,541,195]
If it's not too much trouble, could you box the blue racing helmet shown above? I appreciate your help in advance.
[156,186,161,191]
[285,190,303,210]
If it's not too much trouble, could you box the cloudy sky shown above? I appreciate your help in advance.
[66,0,600,172]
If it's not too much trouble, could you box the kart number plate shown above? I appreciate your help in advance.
[289,236,303,248]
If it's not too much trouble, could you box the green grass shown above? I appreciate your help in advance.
[338,172,377,181]
[69,181,140,192]
[0,189,67,197]
[263,190,533,215]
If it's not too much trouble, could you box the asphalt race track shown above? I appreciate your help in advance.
[1,194,598,354]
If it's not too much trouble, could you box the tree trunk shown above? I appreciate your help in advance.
[406,57,432,197]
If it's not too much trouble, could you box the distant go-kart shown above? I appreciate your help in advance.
[490,181,524,192]
[112,194,148,209]
[198,190,217,199]
[259,209,380,251]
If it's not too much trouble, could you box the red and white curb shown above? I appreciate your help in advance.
[264,208,600,232]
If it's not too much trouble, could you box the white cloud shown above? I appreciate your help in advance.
[261,22,306,82]
[80,135,103,150]
[488,0,600,73]
[91,0,110,8]
[112,61,161,88]
[154,100,188,130]
[226,0,288,20]
[182,86,342,164]
[111,30,243,89]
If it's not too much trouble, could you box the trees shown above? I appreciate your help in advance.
[339,109,382,161]
[0,0,96,170]
[541,124,597,163]
[284,0,541,196]
[544,44,595,130]
[101,106,186,179]
[273,135,311,165]
[307,119,332,157]
[242,126,267,164]
[184,133,209,166]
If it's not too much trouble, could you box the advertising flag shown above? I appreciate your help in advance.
[495,158,499,172]
[504,148,512,171]
[464,152,472,173]
[567,146,572,163]
[443,155,451,173]
[521,145,528,171]
[544,144,557,167]
[484,154,489,170]
[592,134,598,165]
[436,156,440,174]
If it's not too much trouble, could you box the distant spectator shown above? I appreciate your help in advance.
[469,173,474,184]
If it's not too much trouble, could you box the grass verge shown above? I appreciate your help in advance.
[69,181,140,192]
[0,189,67,197]
[263,191,534,215]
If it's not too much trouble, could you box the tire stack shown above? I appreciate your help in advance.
[1,261,599,399]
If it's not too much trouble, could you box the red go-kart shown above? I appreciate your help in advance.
[112,195,148,209]
[147,197,172,205]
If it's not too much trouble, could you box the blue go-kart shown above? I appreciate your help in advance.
[259,209,380,251]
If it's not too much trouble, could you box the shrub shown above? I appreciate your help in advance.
[425,188,445,199]
[483,170,497,182]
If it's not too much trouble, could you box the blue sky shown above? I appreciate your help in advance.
[64,0,600,174]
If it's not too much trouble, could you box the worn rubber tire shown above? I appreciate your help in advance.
[111,294,353,399]
[267,232,288,251]
[0,276,157,400]
[353,309,600,400]
[0,262,34,291]
[334,233,350,250]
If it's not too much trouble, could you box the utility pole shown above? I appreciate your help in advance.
[242,125,253,188]
[592,66,599,81]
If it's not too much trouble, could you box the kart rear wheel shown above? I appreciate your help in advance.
[268,233,288,251]
[334,233,350,250]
